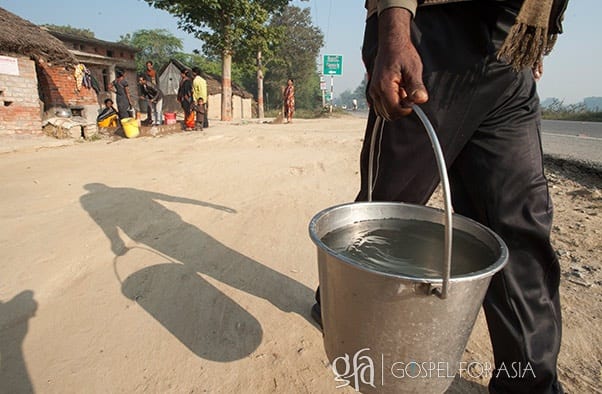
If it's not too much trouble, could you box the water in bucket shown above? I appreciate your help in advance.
[320,218,496,279]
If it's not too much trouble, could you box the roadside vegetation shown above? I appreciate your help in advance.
[542,99,602,122]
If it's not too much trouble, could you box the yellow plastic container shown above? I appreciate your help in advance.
[120,117,140,138]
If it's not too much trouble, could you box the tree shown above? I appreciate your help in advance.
[119,29,184,74]
[352,76,368,110]
[143,0,289,121]
[336,77,368,110]
[42,24,95,38]
[265,5,324,111]
[173,52,223,77]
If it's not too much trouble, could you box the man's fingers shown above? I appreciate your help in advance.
[375,84,428,119]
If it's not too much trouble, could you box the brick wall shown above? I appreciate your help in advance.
[36,59,97,110]
[0,54,100,135]
[0,55,42,135]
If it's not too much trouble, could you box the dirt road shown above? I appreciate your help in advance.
[0,117,600,393]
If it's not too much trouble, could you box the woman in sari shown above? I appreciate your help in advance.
[283,79,295,124]
[177,69,195,131]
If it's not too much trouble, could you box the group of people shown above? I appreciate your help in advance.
[176,67,208,131]
[98,62,164,127]
[99,61,297,130]
[97,62,209,132]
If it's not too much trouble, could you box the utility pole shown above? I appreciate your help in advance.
[318,59,326,108]
[330,75,334,113]
[257,50,264,121]
[321,75,326,108]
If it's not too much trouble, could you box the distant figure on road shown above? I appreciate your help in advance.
[283,79,295,124]
[352,98,358,111]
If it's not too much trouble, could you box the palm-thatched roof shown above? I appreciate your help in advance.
[0,7,77,66]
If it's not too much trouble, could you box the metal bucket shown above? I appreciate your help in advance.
[308,107,508,393]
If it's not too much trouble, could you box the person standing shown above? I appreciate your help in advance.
[177,69,195,131]
[313,1,569,393]
[145,61,157,85]
[192,97,206,131]
[283,79,295,123]
[109,69,133,120]
[138,76,164,126]
[192,67,209,128]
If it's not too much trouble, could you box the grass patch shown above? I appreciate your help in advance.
[264,106,351,119]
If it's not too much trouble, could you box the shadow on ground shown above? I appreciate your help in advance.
[80,183,314,362]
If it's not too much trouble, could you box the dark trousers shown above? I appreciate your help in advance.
[351,3,562,393]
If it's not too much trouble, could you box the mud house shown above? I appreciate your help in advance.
[159,59,254,121]
[0,7,99,136]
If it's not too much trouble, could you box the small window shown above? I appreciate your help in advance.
[107,50,113,57]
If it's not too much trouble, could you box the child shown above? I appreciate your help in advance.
[192,97,206,131]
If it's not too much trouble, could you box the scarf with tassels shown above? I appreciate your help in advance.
[497,0,557,70]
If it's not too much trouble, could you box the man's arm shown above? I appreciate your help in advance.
[368,5,428,119]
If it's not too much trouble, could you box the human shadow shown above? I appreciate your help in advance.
[0,290,38,394]
[80,183,314,362]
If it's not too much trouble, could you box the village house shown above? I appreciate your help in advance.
[46,29,140,112]
[0,7,101,136]
[0,7,141,138]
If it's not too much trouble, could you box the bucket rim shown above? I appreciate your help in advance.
[308,201,508,284]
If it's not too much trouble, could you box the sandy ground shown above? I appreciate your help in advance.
[0,116,600,393]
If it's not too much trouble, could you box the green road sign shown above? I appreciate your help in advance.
[323,54,343,76]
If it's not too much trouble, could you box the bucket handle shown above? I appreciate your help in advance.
[369,106,453,299]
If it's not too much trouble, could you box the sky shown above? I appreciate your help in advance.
[0,0,599,103]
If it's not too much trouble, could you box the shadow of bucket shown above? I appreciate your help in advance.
[308,106,508,393]
[121,117,140,138]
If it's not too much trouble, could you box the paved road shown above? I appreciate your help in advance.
[541,120,602,168]
[349,112,602,168]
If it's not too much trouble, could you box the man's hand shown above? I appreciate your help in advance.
[369,8,428,119]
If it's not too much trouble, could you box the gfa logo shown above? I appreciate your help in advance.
[331,348,376,391]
